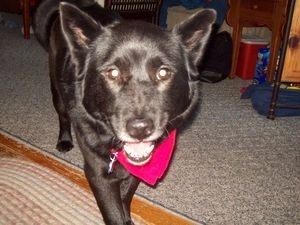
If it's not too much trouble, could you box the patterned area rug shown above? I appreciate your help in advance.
[0,157,105,225]
[0,156,149,225]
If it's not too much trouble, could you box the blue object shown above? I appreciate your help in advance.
[253,48,270,84]
[180,0,204,9]
[241,83,300,117]
[0,13,20,29]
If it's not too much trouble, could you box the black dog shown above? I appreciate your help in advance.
[34,0,215,224]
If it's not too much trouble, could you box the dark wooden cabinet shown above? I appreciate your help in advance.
[227,0,288,81]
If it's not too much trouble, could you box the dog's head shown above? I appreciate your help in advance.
[59,3,215,165]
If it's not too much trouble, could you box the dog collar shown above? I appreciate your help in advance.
[109,130,177,186]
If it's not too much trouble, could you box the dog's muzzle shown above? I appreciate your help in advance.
[123,117,156,165]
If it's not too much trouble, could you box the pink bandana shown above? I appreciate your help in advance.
[116,130,177,186]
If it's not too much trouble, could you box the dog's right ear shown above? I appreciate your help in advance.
[172,9,216,78]
[59,2,102,63]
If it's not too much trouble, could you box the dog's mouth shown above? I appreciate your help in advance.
[123,141,155,166]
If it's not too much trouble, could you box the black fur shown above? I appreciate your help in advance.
[33,1,215,224]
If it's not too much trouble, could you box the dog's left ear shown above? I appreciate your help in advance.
[59,2,101,62]
[172,9,216,76]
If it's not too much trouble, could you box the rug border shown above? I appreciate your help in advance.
[0,130,198,225]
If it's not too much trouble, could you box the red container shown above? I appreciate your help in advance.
[236,37,269,80]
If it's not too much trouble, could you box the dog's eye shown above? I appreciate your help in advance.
[106,68,120,80]
[156,67,172,81]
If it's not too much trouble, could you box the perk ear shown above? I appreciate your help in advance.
[172,9,216,76]
[59,2,101,61]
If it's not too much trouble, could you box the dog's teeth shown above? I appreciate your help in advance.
[123,142,154,161]
[145,145,154,154]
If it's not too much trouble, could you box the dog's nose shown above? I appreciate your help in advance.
[126,117,154,140]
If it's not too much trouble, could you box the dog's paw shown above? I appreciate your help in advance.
[56,140,74,152]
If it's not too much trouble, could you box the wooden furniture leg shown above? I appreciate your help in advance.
[21,0,30,39]
[229,23,243,78]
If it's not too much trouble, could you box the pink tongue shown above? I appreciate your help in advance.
[117,130,177,186]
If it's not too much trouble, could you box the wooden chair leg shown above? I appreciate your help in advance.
[229,24,243,78]
[21,0,30,39]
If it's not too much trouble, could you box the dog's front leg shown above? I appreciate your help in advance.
[119,174,140,223]
[83,151,139,225]
[70,114,140,224]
